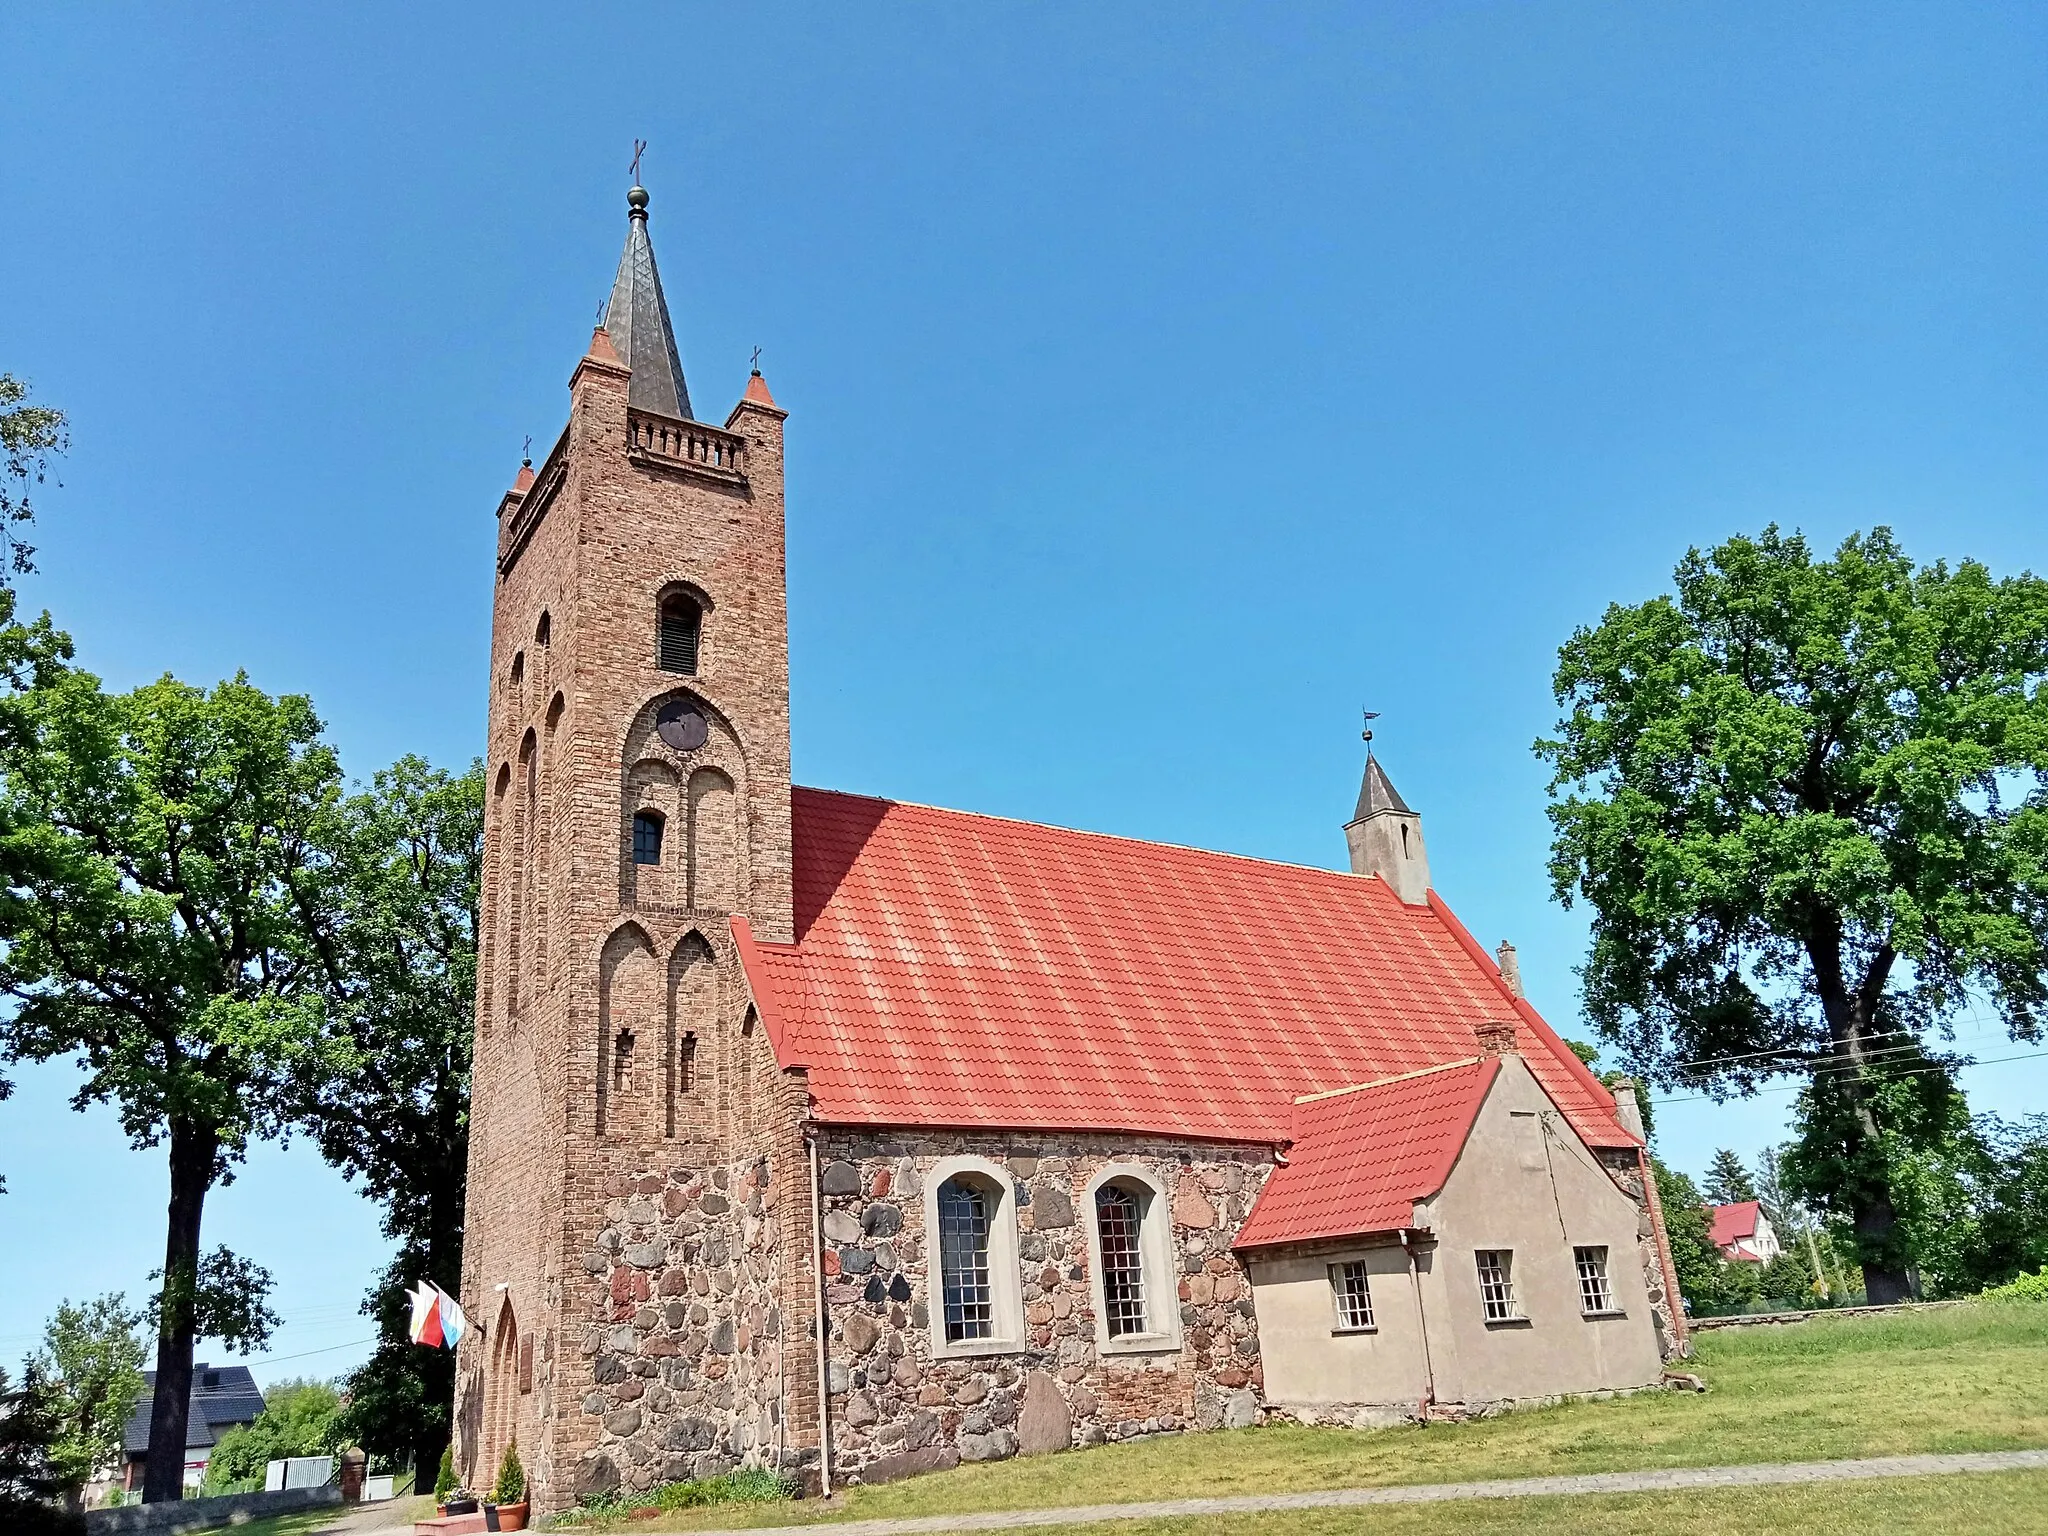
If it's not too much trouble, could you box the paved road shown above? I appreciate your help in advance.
[713,1449,2048,1536]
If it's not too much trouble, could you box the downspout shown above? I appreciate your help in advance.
[807,1131,833,1497]
[1400,1229,1436,1420]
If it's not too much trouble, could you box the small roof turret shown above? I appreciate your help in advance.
[602,184,694,422]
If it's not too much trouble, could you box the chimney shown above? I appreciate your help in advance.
[1609,1077,1647,1141]
[1495,941,1524,999]
[1475,1019,1518,1057]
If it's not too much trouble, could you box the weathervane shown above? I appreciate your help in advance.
[1361,709,1380,753]
[630,139,647,185]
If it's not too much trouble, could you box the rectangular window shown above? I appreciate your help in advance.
[1330,1261,1375,1331]
[632,812,663,865]
[938,1180,994,1343]
[1095,1185,1149,1338]
[1475,1249,1519,1321]
[1575,1245,1614,1314]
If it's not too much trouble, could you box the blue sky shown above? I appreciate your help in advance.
[0,4,2042,1378]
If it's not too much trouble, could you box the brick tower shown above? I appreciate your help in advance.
[457,181,815,1509]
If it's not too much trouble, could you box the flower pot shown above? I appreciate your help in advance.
[484,1501,530,1531]
[442,1496,480,1515]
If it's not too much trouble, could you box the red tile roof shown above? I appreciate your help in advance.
[1709,1200,1762,1248]
[733,788,1636,1148]
[1232,1058,1500,1249]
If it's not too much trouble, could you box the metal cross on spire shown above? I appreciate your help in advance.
[630,139,647,184]
[750,345,763,374]
[522,434,533,468]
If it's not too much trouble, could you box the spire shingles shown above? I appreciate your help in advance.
[602,185,694,422]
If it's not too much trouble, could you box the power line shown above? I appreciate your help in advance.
[1648,1047,2048,1106]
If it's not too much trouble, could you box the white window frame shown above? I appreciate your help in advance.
[1082,1164,1182,1356]
[1329,1260,1377,1333]
[922,1155,1026,1359]
[1475,1248,1522,1323]
[1575,1245,1621,1316]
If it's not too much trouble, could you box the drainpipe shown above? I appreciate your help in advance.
[806,1131,833,1497]
[1401,1229,1436,1420]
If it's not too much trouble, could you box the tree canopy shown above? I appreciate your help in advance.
[0,668,342,1499]
[199,1379,342,1495]
[1704,1148,1758,1207]
[1540,526,2048,1301]
[294,756,482,1481]
[32,1294,146,1499]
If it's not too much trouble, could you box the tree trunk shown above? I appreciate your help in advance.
[1806,926,1913,1305]
[141,1121,217,1503]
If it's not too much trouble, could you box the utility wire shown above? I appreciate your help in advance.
[1648,1047,2048,1106]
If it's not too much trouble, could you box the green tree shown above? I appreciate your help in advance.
[1650,1160,1736,1314]
[0,371,68,1188]
[198,1379,343,1494]
[0,372,66,579]
[0,670,342,1500]
[1703,1148,1758,1207]
[294,757,481,1483]
[1539,527,2048,1302]
[31,1294,146,1501]
[0,1363,83,1535]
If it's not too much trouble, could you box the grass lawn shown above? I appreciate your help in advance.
[995,1472,2048,1536]
[614,1302,2048,1531]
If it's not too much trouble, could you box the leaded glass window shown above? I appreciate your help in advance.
[938,1178,994,1343]
[1096,1184,1148,1338]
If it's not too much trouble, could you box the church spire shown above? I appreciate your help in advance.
[602,183,695,422]
[1344,730,1432,904]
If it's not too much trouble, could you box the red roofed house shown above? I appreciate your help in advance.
[1709,1201,1782,1264]
[454,182,1688,1516]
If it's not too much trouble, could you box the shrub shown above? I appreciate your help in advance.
[1982,1266,2048,1301]
[492,1439,526,1505]
[434,1446,456,1501]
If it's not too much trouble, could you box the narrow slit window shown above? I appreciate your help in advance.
[632,811,664,866]
[1330,1261,1375,1331]
[938,1179,994,1343]
[657,594,701,675]
[1575,1246,1613,1314]
[679,1031,697,1093]
[612,1029,635,1092]
[1476,1249,1519,1321]
[1096,1185,1148,1338]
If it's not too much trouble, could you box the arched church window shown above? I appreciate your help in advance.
[509,651,525,692]
[657,593,701,675]
[535,610,551,647]
[1095,1184,1147,1337]
[937,1179,995,1343]
[632,810,665,865]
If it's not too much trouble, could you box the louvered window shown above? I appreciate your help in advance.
[657,595,701,675]
[632,811,664,865]
[938,1179,994,1343]
[1330,1261,1375,1331]
[1096,1185,1148,1338]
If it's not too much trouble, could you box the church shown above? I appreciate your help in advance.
[455,182,1687,1514]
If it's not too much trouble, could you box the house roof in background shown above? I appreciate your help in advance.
[1710,1200,1764,1249]
[734,788,1635,1148]
[121,1364,264,1456]
[1233,1056,1500,1249]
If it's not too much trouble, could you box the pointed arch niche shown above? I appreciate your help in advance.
[617,687,749,915]
[597,923,661,1139]
[667,932,717,1139]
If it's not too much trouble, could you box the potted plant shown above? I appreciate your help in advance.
[434,1447,459,1515]
[485,1439,529,1531]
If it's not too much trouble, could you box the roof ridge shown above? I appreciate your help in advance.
[793,783,1422,894]
[1293,1056,1486,1104]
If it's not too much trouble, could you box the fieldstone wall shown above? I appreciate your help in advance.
[573,1150,800,1497]
[815,1132,1275,1483]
